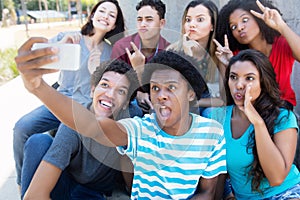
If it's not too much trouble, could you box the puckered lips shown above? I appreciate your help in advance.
[239,31,246,38]
[188,29,197,34]
[234,92,244,101]
[138,28,148,33]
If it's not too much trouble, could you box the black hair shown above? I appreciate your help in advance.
[81,0,125,44]
[91,59,140,102]
[136,0,166,19]
[142,50,208,101]
[216,0,281,51]
[225,49,288,192]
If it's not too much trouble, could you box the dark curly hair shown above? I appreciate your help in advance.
[91,59,140,103]
[224,49,288,192]
[81,0,125,44]
[216,0,281,51]
[136,0,166,19]
[142,50,208,103]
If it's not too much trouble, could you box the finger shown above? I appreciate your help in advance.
[18,37,48,54]
[130,42,139,52]
[74,34,82,43]
[15,47,59,65]
[250,10,263,19]
[256,0,265,12]
[245,83,253,103]
[138,102,150,111]
[17,55,59,70]
[269,9,275,20]
[125,47,132,58]
[215,51,222,56]
[183,32,190,42]
[213,39,223,48]
[264,7,271,20]
[144,98,153,110]
[69,36,77,44]
[224,34,229,48]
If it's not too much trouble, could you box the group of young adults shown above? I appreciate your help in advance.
[13,0,300,199]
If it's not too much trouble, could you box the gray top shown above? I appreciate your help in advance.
[43,122,121,194]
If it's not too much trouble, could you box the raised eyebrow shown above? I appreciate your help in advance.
[229,13,248,25]
[150,80,179,84]
[101,77,110,82]
[245,72,257,76]
[189,14,206,18]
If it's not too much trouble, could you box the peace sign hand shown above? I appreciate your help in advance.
[125,42,145,70]
[214,34,233,66]
[250,0,285,33]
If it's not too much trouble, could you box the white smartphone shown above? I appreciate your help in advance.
[32,43,81,71]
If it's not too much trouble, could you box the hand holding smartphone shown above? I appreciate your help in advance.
[32,43,81,71]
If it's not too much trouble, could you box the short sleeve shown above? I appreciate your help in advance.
[43,124,80,170]
[274,109,299,134]
[202,122,227,178]
[116,118,141,162]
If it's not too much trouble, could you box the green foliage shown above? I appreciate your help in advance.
[26,0,59,10]
[0,48,19,85]
[1,0,17,23]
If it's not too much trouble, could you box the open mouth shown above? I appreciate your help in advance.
[159,105,171,120]
[99,100,113,110]
[97,19,109,26]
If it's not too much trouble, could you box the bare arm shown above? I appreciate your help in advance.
[23,161,62,200]
[15,37,128,147]
[214,174,227,200]
[191,176,218,200]
[251,0,300,61]
[241,84,297,186]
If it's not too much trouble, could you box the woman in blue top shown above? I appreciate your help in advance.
[213,49,300,199]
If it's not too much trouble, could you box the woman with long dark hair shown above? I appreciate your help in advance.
[214,0,300,110]
[210,49,300,199]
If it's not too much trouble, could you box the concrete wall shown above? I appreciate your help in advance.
[119,0,225,42]
[119,0,300,119]
[118,0,300,40]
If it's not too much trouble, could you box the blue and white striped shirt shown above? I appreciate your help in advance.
[117,113,227,199]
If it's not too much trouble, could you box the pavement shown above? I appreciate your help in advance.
[0,22,129,199]
[0,21,79,200]
[0,73,59,200]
